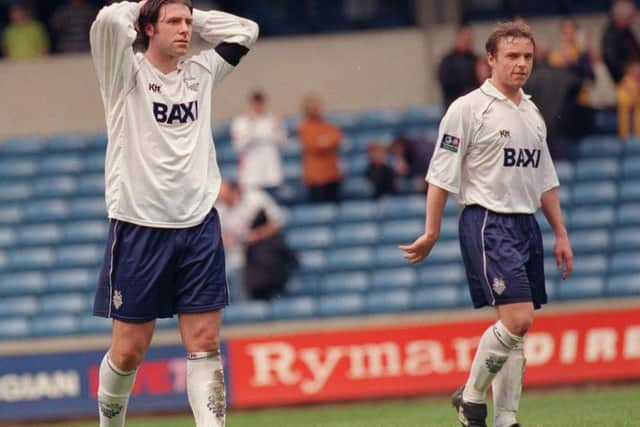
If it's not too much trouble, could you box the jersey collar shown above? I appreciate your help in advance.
[480,79,531,102]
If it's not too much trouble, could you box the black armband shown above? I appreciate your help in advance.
[215,42,250,66]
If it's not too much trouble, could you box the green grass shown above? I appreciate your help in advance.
[32,384,640,427]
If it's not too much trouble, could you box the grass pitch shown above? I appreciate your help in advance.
[32,383,640,427]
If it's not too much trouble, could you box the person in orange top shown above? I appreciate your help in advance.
[617,60,640,142]
[297,94,343,203]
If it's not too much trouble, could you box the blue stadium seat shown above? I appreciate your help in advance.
[0,272,46,296]
[622,136,640,154]
[574,159,619,181]
[557,276,605,299]
[357,108,403,129]
[569,229,610,254]
[223,301,269,323]
[427,240,462,263]
[31,315,79,336]
[283,161,301,181]
[286,226,334,250]
[402,105,443,125]
[326,111,359,130]
[0,296,38,317]
[0,205,24,225]
[612,227,640,251]
[577,135,622,158]
[0,317,31,339]
[352,131,394,151]
[56,244,103,267]
[321,271,369,294]
[622,156,640,178]
[290,204,337,226]
[440,216,459,240]
[0,182,32,202]
[318,293,365,317]
[412,285,459,309]
[286,274,319,296]
[24,199,69,222]
[68,197,106,220]
[366,289,411,313]
[370,267,416,289]
[0,136,44,155]
[270,296,316,319]
[570,254,608,276]
[572,181,617,205]
[570,206,615,229]
[616,203,640,225]
[40,155,84,174]
[276,181,305,205]
[378,194,424,219]
[87,132,107,150]
[374,245,407,268]
[345,153,370,176]
[380,219,422,244]
[84,152,105,172]
[326,247,373,271]
[78,316,112,334]
[213,123,231,141]
[216,143,237,164]
[558,185,571,205]
[554,160,574,183]
[342,176,373,199]
[62,221,109,244]
[544,257,560,281]
[7,247,55,270]
[284,115,301,134]
[46,134,88,152]
[610,251,640,274]
[607,274,640,296]
[219,163,238,181]
[337,200,377,222]
[280,137,301,159]
[0,227,16,248]
[39,293,89,314]
[156,317,179,330]
[334,222,378,246]
[47,268,96,292]
[0,159,36,178]
[619,180,640,202]
[298,250,326,273]
[16,224,61,246]
[418,264,465,286]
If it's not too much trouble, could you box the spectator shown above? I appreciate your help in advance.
[602,0,640,83]
[298,94,343,203]
[389,133,435,192]
[364,142,396,199]
[231,90,288,198]
[217,180,297,301]
[2,4,49,60]
[50,0,96,53]
[437,24,478,109]
[616,60,640,142]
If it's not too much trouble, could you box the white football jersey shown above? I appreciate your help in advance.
[90,2,258,228]
[426,80,559,214]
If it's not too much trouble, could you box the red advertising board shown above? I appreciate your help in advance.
[227,307,640,407]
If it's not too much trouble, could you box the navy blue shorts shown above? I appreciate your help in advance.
[93,208,228,322]
[458,205,547,309]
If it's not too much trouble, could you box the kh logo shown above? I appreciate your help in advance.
[503,148,541,168]
[499,129,510,138]
[153,101,199,125]
[149,83,161,94]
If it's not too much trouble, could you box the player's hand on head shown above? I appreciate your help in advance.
[554,235,573,280]
[398,233,437,264]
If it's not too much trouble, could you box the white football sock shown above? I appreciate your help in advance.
[187,350,226,427]
[97,353,137,427]
[463,321,523,404]
[493,341,525,427]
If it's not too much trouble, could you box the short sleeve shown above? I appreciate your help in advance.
[425,99,471,194]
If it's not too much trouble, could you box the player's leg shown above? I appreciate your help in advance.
[98,319,155,427]
[179,311,225,426]
[174,208,229,427]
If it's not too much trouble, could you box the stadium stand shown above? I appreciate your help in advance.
[0,105,638,338]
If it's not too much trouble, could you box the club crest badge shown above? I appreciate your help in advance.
[112,290,123,310]
[492,277,506,295]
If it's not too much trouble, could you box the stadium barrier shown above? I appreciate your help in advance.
[1,303,639,422]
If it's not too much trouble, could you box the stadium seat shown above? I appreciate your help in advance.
[569,254,608,276]
[290,203,337,226]
[554,160,574,183]
[286,274,320,296]
[0,205,24,225]
[216,143,237,164]
[318,293,365,317]
[337,200,377,222]
[84,152,106,172]
[219,163,238,181]
[577,135,622,158]
[440,216,459,240]
[570,206,615,229]
[417,264,466,286]
[31,176,77,198]
[374,245,407,268]
[557,276,604,299]
[62,220,109,244]
[334,222,378,246]
[321,271,369,294]
[352,130,394,151]
[78,316,112,334]
[16,224,61,246]
[31,315,79,336]
[223,301,270,323]
[55,244,103,267]
[286,226,334,250]
[344,153,370,177]
[39,293,89,315]
[23,199,69,222]
[610,251,640,274]
[574,159,619,181]
[619,180,640,202]
[366,289,411,313]
[0,272,46,296]
[379,219,423,244]
[401,105,443,126]
[0,250,6,271]
[326,247,373,271]
[427,240,462,263]
[86,132,107,150]
[0,227,16,248]
[342,176,373,199]
[357,108,403,129]
[283,161,301,181]
[0,317,31,339]
[270,296,316,319]
[68,197,106,220]
[612,227,640,251]
[571,181,617,205]
[0,296,38,317]
[297,250,326,273]
[412,285,460,309]
[0,159,36,178]
[7,247,55,270]
[47,268,96,292]
[569,229,610,254]
[40,155,84,174]
[281,137,302,159]
[0,136,44,155]
[0,182,32,202]
[607,274,640,296]
[622,156,640,178]
[616,203,640,225]
[46,134,88,152]
[325,111,359,131]
[378,194,425,219]
[370,267,416,289]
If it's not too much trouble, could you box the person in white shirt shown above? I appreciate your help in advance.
[89,1,257,426]
[400,22,573,427]
[231,90,288,197]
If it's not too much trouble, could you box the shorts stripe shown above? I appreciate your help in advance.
[480,209,495,306]
[107,220,119,318]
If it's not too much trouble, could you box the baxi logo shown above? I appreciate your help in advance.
[503,148,540,168]
[153,101,199,125]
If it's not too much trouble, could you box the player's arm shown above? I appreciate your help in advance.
[89,1,140,108]
[541,188,573,280]
[192,9,259,66]
[399,183,449,264]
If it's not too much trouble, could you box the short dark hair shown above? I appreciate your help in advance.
[250,90,265,103]
[138,0,193,50]
[485,21,535,57]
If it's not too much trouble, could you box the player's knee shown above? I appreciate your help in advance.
[110,347,145,372]
[188,324,220,352]
[508,316,533,336]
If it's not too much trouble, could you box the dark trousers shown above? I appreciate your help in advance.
[308,182,341,203]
